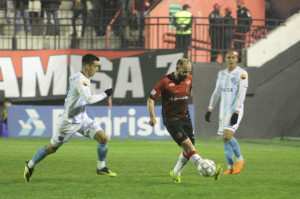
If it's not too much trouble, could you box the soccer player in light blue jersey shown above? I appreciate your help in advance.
[24,54,116,182]
[205,51,247,174]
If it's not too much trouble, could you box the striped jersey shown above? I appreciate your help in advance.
[61,72,107,124]
[209,66,248,115]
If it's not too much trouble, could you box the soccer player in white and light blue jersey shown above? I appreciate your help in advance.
[24,54,116,182]
[205,51,247,175]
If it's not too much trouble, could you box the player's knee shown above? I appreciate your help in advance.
[101,135,108,144]
[45,145,58,154]
[95,131,108,144]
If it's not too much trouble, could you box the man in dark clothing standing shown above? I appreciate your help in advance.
[222,7,235,61]
[91,0,102,36]
[234,0,252,61]
[44,0,61,36]
[13,0,31,36]
[71,0,87,37]
[209,3,222,62]
[135,0,156,44]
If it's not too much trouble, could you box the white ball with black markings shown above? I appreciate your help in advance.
[198,159,216,177]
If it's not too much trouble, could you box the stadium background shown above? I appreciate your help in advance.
[0,0,300,140]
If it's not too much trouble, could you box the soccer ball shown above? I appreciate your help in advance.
[197,159,216,177]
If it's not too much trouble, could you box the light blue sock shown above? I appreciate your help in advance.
[224,142,234,165]
[228,137,242,158]
[32,146,49,164]
[97,143,107,161]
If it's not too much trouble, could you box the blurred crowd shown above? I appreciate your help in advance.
[0,0,158,38]
[0,0,297,58]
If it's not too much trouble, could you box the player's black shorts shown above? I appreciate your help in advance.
[164,117,195,146]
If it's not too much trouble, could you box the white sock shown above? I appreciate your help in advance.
[97,161,105,170]
[28,160,35,169]
[228,164,234,169]
[174,152,189,175]
[236,156,244,162]
[189,152,202,166]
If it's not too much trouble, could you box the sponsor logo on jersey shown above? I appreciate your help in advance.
[169,83,175,87]
[241,74,246,79]
[186,80,191,85]
[83,81,87,86]
[151,89,157,96]
[169,96,188,101]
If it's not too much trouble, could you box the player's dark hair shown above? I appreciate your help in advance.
[82,54,100,67]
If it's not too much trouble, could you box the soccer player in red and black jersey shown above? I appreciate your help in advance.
[147,58,222,183]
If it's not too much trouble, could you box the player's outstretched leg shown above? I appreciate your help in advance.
[24,145,51,182]
[24,161,34,182]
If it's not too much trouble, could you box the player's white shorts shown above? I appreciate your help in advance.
[217,108,244,135]
[51,114,102,147]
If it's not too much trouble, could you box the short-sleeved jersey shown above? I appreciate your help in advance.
[149,73,193,122]
[61,72,93,123]
[212,66,248,115]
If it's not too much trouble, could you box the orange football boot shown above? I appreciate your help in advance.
[232,160,245,174]
[222,168,233,175]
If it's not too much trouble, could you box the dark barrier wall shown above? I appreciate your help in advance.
[193,41,300,139]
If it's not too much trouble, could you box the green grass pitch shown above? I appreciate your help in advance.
[0,137,299,199]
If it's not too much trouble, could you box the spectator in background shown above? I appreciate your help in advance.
[0,0,13,24]
[222,7,235,61]
[234,0,252,61]
[0,98,12,137]
[71,0,87,37]
[209,3,222,62]
[13,0,31,36]
[40,0,46,22]
[173,4,193,57]
[45,0,61,36]
[135,0,156,44]
[91,0,103,36]
[101,0,118,36]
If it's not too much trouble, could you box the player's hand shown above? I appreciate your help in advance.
[104,88,112,97]
[149,117,156,126]
[230,113,239,125]
[205,111,211,122]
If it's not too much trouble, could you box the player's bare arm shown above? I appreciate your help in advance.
[147,97,156,126]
